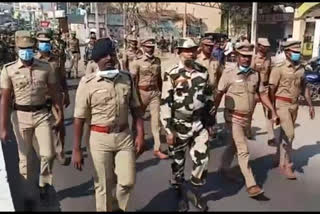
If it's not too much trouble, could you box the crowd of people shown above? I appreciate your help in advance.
[0,29,315,212]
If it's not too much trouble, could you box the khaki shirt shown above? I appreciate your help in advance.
[68,38,80,53]
[1,59,56,105]
[251,52,271,85]
[196,52,222,89]
[122,48,143,71]
[269,59,305,104]
[218,63,266,122]
[74,71,142,126]
[85,60,98,75]
[131,55,161,88]
[35,53,65,93]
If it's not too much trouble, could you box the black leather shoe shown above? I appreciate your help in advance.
[186,188,208,212]
[39,184,50,206]
[24,198,36,211]
[267,139,277,147]
[176,188,189,212]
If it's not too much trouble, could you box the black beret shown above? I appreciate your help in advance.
[92,38,115,63]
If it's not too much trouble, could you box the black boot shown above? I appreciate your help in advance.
[39,184,50,206]
[184,183,208,212]
[175,185,189,212]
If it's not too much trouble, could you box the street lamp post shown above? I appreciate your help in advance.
[251,2,258,45]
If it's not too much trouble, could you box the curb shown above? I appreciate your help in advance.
[0,142,14,211]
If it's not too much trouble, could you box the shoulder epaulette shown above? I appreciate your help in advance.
[223,62,237,73]
[84,73,96,83]
[3,60,17,68]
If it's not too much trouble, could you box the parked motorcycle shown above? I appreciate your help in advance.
[304,57,320,101]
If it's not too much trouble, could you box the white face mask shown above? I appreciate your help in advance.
[97,69,119,79]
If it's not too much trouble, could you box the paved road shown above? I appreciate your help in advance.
[2,54,320,211]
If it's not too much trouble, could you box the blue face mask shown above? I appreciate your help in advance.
[18,49,34,61]
[38,42,52,52]
[291,53,301,62]
[239,65,251,73]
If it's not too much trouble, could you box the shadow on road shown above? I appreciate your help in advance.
[138,143,320,211]
[56,178,95,201]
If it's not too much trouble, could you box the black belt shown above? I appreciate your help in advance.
[72,51,79,54]
[14,103,48,112]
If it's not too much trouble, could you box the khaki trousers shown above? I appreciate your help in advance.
[248,101,275,140]
[71,52,80,77]
[11,110,55,188]
[89,129,136,211]
[138,90,161,151]
[275,102,298,166]
[221,122,257,188]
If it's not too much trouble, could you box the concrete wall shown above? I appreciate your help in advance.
[165,3,221,32]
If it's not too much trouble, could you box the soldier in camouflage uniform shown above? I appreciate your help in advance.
[160,38,215,211]
[122,35,143,74]
[52,29,67,79]
[7,34,17,63]
[0,32,8,69]
[84,34,96,70]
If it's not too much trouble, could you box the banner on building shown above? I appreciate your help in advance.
[107,14,123,26]
[40,20,50,27]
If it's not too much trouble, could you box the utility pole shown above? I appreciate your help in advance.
[84,4,89,40]
[183,3,187,37]
[123,3,127,49]
[95,2,100,39]
[52,2,56,29]
[251,2,258,45]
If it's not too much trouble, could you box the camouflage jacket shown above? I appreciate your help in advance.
[160,60,215,135]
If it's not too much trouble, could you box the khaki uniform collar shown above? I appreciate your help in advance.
[17,58,38,69]
[198,52,210,61]
[142,54,155,62]
[285,59,302,70]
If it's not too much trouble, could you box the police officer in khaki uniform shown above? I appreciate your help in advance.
[67,31,80,78]
[246,38,275,145]
[196,37,223,139]
[196,37,223,90]
[72,38,145,212]
[131,38,168,159]
[269,40,314,180]
[34,31,70,165]
[0,31,63,203]
[212,41,279,198]
[122,35,143,73]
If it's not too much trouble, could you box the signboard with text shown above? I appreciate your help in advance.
[258,13,294,24]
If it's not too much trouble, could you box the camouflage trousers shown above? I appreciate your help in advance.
[169,120,209,187]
